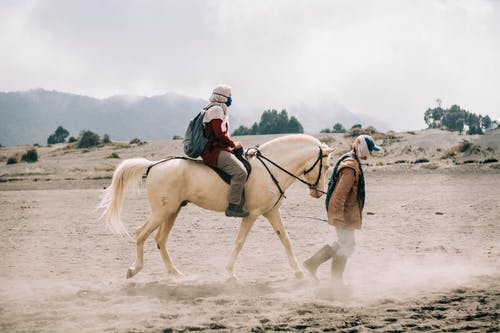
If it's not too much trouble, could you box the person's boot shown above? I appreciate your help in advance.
[331,255,348,286]
[302,245,335,279]
[225,203,250,218]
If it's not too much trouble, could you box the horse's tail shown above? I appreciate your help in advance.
[98,157,155,236]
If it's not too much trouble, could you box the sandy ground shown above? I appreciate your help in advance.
[0,130,499,332]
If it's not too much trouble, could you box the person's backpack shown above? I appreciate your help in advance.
[183,111,208,158]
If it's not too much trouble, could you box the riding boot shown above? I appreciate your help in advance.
[330,255,348,285]
[225,203,250,218]
[302,245,335,279]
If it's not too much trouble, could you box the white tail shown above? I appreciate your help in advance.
[98,158,155,236]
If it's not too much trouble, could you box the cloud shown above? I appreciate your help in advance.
[0,0,499,130]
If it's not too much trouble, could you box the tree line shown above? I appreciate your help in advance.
[424,104,498,135]
[232,109,303,136]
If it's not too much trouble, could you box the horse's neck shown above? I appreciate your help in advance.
[257,141,315,187]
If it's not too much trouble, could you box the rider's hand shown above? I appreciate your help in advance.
[234,141,243,149]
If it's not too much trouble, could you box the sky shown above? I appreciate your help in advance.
[1,0,499,131]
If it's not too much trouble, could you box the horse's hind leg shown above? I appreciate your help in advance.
[126,214,163,279]
[154,210,183,276]
[226,216,257,277]
[263,208,304,279]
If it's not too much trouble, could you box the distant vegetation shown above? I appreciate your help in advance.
[45,126,115,149]
[424,104,498,134]
[320,122,346,133]
[21,148,38,163]
[78,130,101,148]
[7,155,18,164]
[232,109,303,136]
[129,138,147,145]
[47,126,70,144]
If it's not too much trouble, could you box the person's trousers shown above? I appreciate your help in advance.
[217,150,248,206]
[331,227,356,257]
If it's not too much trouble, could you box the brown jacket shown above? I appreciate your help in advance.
[327,157,362,230]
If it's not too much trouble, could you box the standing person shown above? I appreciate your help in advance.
[201,84,250,218]
[303,134,381,285]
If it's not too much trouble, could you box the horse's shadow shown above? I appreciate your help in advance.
[121,277,313,301]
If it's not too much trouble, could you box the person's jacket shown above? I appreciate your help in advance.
[200,104,235,166]
[327,157,362,229]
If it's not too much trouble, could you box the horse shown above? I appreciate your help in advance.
[98,134,335,279]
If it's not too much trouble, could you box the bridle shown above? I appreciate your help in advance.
[248,146,328,207]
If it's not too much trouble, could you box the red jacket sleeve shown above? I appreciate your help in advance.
[210,119,235,148]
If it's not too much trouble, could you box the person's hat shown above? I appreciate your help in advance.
[359,134,381,152]
[212,84,231,98]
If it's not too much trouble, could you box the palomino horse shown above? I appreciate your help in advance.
[99,134,335,279]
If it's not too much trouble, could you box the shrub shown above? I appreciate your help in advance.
[129,138,146,145]
[172,135,183,140]
[108,152,120,159]
[483,158,498,164]
[459,140,472,153]
[414,158,429,164]
[7,156,18,164]
[21,148,38,163]
[78,130,101,148]
[68,136,77,143]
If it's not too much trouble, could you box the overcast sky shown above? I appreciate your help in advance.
[1,0,499,130]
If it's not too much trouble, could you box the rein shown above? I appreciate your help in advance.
[248,147,327,207]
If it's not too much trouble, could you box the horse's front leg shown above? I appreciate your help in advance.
[155,210,183,276]
[226,216,257,277]
[263,208,304,279]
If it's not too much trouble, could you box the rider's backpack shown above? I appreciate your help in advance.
[183,111,208,158]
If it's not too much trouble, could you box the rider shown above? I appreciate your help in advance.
[201,84,250,218]
[303,134,381,286]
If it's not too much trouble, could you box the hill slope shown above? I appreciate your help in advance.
[0,89,206,146]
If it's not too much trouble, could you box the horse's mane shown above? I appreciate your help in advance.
[259,134,322,152]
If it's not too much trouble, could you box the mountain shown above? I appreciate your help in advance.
[287,100,391,134]
[0,89,391,146]
[0,89,206,146]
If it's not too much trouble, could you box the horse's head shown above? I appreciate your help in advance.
[303,143,335,198]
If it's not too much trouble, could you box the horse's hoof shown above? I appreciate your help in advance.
[295,271,305,279]
[169,270,184,277]
[126,269,134,279]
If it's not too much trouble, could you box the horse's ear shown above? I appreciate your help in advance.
[323,147,336,155]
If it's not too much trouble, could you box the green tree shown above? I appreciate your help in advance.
[332,123,346,133]
[103,133,111,144]
[232,125,251,136]
[250,122,259,135]
[78,130,100,148]
[481,115,492,130]
[232,109,303,135]
[47,126,70,144]
[287,116,304,133]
